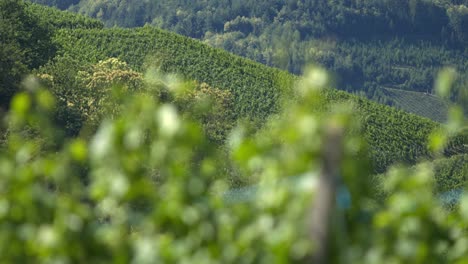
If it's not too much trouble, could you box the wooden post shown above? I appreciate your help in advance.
[310,124,343,264]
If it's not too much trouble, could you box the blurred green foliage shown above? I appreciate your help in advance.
[1,67,467,263]
[0,70,324,262]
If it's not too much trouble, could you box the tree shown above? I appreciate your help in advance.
[447,5,468,44]
[0,0,55,109]
[30,0,80,10]
[74,58,143,129]
[174,82,236,143]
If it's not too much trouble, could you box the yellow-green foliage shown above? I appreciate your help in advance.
[75,58,143,124]
[38,58,144,133]
[175,82,236,143]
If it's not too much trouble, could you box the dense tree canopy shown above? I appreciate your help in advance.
[33,0,468,44]
[0,0,55,109]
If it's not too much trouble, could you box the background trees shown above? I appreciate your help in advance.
[447,5,468,44]
[0,0,55,110]
[31,0,468,44]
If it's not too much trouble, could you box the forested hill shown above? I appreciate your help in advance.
[21,3,465,174]
[33,0,468,43]
[2,4,468,261]
[32,0,468,122]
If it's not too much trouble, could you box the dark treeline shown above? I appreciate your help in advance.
[34,0,468,45]
[0,0,56,109]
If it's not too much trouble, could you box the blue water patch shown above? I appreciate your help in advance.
[336,185,351,209]
[223,173,352,209]
[223,184,259,204]
[223,175,464,208]
[439,188,464,205]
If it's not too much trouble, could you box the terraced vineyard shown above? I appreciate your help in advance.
[434,154,468,193]
[380,86,449,122]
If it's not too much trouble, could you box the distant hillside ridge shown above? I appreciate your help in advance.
[47,26,463,172]
[32,5,466,172]
[29,1,467,123]
[27,3,103,29]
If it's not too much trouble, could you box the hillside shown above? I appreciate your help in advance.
[2,3,468,262]
[29,6,465,173]
[31,0,468,122]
